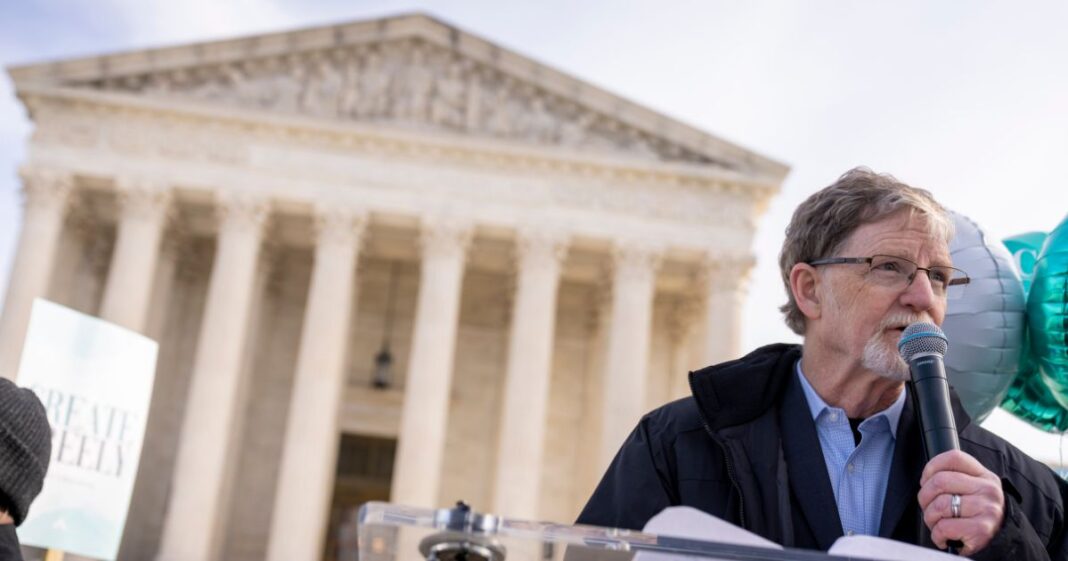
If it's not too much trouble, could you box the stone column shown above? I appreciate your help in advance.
[667,296,700,401]
[144,231,183,342]
[156,193,268,561]
[99,179,171,332]
[492,229,568,519]
[390,217,472,507]
[266,207,366,561]
[0,168,73,380]
[697,255,754,367]
[599,242,661,468]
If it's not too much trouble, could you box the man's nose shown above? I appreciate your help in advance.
[900,270,939,311]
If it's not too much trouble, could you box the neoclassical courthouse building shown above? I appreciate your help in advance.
[1,13,787,561]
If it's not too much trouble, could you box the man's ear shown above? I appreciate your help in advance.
[789,263,822,320]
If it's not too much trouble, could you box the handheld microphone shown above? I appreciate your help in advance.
[897,322,959,459]
[898,322,962,554]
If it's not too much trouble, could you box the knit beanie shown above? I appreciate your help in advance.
[0,378,52,525]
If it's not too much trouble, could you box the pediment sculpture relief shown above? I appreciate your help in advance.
[84,39,718,166]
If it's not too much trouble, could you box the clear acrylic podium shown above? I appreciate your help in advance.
[357,502,897,561]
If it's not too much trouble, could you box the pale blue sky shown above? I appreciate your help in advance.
[2,1,1067,457]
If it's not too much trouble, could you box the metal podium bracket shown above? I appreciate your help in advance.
[419,501,507,561]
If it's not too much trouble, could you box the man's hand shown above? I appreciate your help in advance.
[0,510,11,525]
[918,450,1004,556]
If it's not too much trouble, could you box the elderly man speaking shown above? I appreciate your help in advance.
[577,169,1067,559]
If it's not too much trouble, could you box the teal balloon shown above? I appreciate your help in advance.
[1001,328,1068,431]
[1004,231,1048,294]
[1000,227,1068,432]
[1028,214,1068,411]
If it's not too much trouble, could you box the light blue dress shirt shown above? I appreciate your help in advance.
[796,361,906,537]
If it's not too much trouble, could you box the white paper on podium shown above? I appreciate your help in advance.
[639,506,958,561]
[643,506,782,549]
[829,535,958,560]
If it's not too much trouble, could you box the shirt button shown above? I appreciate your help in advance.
[828,412,839,422]
[847,530,855,536]
[847,463,855,473]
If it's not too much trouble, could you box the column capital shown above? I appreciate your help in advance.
[216,191,270,235]
[515,226,569,271]
[312,205,368,248]
[697,252,756,293]
[18,166,74,212]
[115,177,172,223]
[419,214,473,260]
[611,240,664,282]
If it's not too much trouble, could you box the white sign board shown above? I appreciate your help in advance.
[16,299,158,561]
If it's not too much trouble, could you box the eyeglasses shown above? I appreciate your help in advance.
[806,254,970,299]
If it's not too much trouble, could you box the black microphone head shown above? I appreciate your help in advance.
[897,322,948,362]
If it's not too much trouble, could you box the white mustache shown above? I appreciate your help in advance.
[879,312,935,331]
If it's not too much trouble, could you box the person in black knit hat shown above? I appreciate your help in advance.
[0,378,52,561]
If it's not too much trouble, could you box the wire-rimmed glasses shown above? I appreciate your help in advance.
[807,254,970,299]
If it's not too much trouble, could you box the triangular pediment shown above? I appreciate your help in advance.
[8,14,787,177]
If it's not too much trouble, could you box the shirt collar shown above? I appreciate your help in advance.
[795,360,906,438]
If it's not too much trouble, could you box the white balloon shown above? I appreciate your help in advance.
[943,212,1027,422]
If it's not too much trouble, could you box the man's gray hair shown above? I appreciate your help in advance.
[778,167,953,335]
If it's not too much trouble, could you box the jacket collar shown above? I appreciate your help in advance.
[689,344,802,431]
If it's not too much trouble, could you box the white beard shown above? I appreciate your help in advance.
[861,312,935,382]
[861,334,910,381]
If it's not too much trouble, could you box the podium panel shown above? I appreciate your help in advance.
[357,502,905,561]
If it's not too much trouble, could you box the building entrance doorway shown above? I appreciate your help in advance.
[324,433,396,561]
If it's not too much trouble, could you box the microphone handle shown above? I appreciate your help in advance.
[910,354,960,459]
[908,355,963,555]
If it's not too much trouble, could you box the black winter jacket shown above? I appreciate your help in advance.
[577,344,1068,560]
